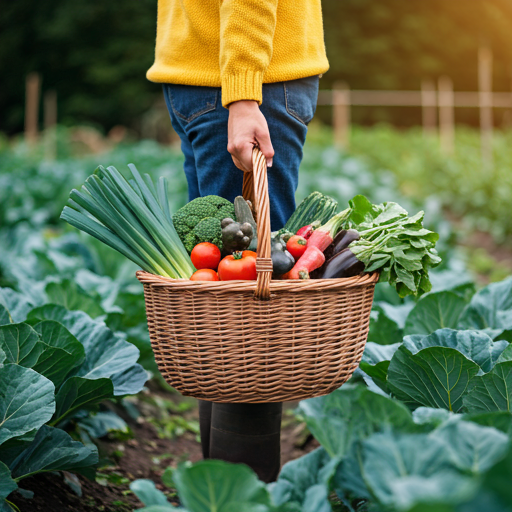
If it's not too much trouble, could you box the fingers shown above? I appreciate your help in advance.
[239,143,254,173]
[231,155,245,172]
[256,128,274,168]
[227,139,248,171]
[231,141,272,172]
[230,146,252,173]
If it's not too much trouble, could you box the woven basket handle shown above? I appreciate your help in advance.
[242,147,272,300]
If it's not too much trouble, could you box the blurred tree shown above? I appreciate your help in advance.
[0,0,158,134]
[320,0,512,126]
[1,0,512,134]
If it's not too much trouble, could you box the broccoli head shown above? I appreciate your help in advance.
[172,195,235,253]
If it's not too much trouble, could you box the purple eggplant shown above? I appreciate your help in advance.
[323,229,360,261]
[314,248,365,279]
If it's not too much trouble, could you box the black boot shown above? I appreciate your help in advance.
[209,402,282,483]
[198,400,212,459]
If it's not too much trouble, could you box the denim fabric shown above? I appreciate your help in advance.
[163,75,319,230]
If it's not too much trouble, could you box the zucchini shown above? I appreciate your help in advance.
[280,192,338,235]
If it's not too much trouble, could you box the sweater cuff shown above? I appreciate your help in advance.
[221,71,263,107]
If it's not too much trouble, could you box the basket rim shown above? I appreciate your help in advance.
[136,270,379,292]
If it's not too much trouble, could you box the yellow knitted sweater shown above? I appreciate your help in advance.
[147,0,329,107]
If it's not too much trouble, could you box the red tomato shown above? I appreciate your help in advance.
[191,243,221,270]
[218,251,257,281]
[286,235,308,261]
[190,269,220,281]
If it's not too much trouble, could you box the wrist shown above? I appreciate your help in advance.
[228,100,259,112]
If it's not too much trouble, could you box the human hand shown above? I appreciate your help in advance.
[227,100,274,172]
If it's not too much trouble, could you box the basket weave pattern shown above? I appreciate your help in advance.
[137,148,378,403]
[138,272,378,402]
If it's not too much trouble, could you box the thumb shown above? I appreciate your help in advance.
[256,131,275,168]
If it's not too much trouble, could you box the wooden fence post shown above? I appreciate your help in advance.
[44,89,57,160]
[505,74,512,129]
[25,73,40,143]
[421,79,437,136]
[438,76,454,154]
[333,81,351,149]
[44,89,57,129]
[479,46,493,167]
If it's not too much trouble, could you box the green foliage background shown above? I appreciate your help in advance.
[2,0,512,134]
[1,0,158,133]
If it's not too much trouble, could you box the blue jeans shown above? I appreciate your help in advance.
[163,76,319,481]
[163,75,319,231]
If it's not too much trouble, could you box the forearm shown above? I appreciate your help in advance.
[220,0,278,107]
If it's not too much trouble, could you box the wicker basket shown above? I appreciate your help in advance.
[137,148,378,403]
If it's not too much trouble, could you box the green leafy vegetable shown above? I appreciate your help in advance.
[172,460,271,512]
[9,425,98,480]
[404,291,468,335]
[0,306,10,327]
[53,377,113,425]
[0,323,41,367]
[481,445,512,506]
[0,462,17,500]
[340,195,441,297]
[434,420,509,474]
[464,362,512,413]
[32,321,86,388]
[458,276,512,333]
[412,407,452,427]
[360,342,400,393]
[0,364,55,445]
[270,447,333,511]
[464,411,512,435]
[130,479,171,508]
[387,346,480,412]
[0,289,32,324]
[352,431,474,510]
[45,280,105,318]
[27,305,148,423]
[298,385,416,458]
[402,329,508,374]
[368,301,413,345]
[77,411,129,439]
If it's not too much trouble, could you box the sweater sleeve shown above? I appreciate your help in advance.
[219,0,279,107]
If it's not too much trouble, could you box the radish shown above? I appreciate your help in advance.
[296,220,321,240]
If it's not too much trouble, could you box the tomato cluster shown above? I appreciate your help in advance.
[189,243,257,281]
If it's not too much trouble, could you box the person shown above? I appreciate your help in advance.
[147,0,329,483]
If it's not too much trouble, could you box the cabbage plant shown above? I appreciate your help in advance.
[0,297,147,508]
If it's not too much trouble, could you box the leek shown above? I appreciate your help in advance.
[61,164,196,279]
